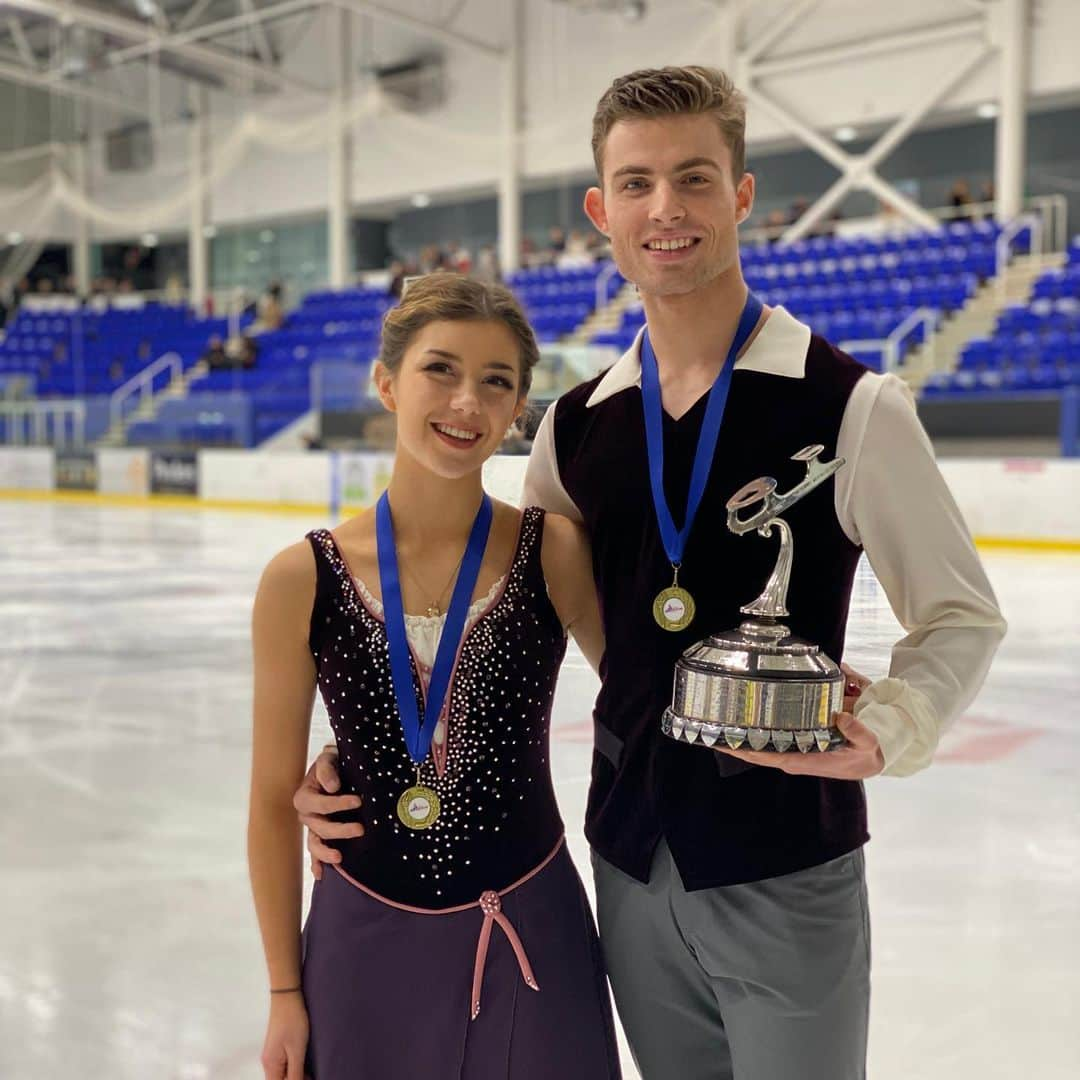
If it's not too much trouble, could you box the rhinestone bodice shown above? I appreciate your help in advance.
[306,508,567,909]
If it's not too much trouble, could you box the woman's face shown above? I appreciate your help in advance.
[375,319,526,481]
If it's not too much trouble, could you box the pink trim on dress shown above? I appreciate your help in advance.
[331,834,563,1021]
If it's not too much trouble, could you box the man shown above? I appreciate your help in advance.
[292,67,1005,1079]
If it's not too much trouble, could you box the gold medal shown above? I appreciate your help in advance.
[654,564,695,632]
[654,586,695,631]
[397,783,441,830]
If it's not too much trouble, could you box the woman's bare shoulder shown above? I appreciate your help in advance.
[255,539,319,623]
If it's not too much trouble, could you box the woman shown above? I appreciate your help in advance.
[247,273,621,1080]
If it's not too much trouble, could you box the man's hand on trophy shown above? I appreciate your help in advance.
[293,745,363,880]
[713,711,885,779]
[841,662,871,713]
[713,662,885,779]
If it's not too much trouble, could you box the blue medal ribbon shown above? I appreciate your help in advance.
[639,291,763,570]
[376,491,493,765]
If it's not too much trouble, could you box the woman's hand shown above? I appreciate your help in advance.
[260,992,312,1080]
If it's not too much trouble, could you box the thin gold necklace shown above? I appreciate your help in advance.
[400,548,468,617]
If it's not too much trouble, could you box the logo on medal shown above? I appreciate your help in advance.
[397,784,441,830]
[653,586,696,632]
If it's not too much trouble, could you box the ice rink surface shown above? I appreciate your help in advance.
[1,500,1077,1079]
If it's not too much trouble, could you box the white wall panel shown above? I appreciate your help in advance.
[0,448,54,490]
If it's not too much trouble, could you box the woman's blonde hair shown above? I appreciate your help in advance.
[377,272,540,397]
[591,65,747,183]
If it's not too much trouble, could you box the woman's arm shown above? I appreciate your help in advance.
[541,512,605,674]
[247,541,319,993]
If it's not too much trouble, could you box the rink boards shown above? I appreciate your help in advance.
[1,445,1078,551]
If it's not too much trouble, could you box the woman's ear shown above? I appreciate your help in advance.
[511,395,528,430]
[373,361,397,413]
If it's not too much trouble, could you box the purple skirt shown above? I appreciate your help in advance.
[301,838,622,1080]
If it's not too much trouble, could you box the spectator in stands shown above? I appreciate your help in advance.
[874,197,901,228]
[226,332,258,369]
[389,260,407,299]
[474,245,501,284]
[164,273,185,305]
[203,334,230,370]
[566,229,590,257]
[137,339,153,364]
[548,225,567,256]
[520,235,538,267]
[764,207,787,241]
[450,241,472,274]
[109,359,125,383]
[788,195,810,224]
[979,179,995,217]
[52,342,69,366]
[418,244,450,274]
[250,281,285,335]
[584,230,611,260]
[949,179,974,222]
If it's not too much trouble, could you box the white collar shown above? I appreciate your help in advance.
[585,305,811,409]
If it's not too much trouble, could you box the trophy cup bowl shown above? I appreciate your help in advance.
[660,445,847,754]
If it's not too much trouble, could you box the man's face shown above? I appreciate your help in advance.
[585,114,754,299]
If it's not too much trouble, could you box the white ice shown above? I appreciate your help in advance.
[0,501,1077,1079]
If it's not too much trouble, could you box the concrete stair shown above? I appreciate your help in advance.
[899,252,1066,390]
[566,282,640,346]
[96,359,206,447]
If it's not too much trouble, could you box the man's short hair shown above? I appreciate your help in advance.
[591,65,747,183]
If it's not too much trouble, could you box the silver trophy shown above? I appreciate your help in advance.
[661,445,847,754]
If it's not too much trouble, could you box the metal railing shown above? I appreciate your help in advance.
[0,400,86,447]
[109,351,183,432]
[839,306,940,374]
[996,213,1044,302]
[595,261,622,313]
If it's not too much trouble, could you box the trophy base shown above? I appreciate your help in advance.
[662,709,845,753]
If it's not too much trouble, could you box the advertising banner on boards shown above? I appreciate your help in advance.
[150,451,198,496]
[54,450,99,491]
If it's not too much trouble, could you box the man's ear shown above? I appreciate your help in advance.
[735,171,755,224]
[373,361,397,413]
[584,186,609,236]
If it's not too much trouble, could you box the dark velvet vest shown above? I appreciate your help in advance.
[554,334,870,888]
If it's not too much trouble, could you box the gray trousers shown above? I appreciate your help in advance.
[592,840,870,1080]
